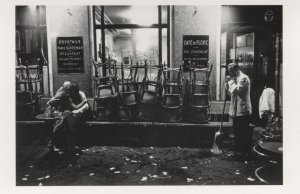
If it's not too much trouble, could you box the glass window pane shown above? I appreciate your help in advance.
[16,6,37,26]
[104,6,158,25]
[162,28,168,65]
[161,6,168,24]
[95,29,102,61]
[95,6,102,25]
[103,28,159,81]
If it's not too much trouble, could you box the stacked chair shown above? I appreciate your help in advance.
[160,65,184,122]
[136,60,163,121]
[116,61,139,121]
[93,59,118,121]
[16,58,43,120]
[188,63,213,123]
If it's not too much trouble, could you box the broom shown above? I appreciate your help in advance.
[211,82,228,155]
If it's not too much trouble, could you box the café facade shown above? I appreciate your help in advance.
[15,5,282,123]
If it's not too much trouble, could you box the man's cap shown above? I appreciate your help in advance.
[228,63,239,70]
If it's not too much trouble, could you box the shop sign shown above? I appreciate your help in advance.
[182,35,209,71]
[57,36,84,74]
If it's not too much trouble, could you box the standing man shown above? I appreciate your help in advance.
[226,63,252,160]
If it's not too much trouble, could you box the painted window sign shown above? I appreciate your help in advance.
[57,36,84,74]
[182,35,209,71]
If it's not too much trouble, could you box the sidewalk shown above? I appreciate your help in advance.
[16,141,269,185]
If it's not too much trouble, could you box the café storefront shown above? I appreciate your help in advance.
[15,5,282,123]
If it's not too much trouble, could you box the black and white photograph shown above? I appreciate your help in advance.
[1,0,300,193]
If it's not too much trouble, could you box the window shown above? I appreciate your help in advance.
[93,5,170,77]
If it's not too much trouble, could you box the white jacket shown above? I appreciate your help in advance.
[227,71,252,116]
[259,87,275,118]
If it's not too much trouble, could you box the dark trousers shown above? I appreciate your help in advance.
[233,116,253,154]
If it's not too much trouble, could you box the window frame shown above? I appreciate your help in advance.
[92,5,170,76]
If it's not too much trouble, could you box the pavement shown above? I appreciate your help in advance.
[15,125,283,186]
[16,145,273,186]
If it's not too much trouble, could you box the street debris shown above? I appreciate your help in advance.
[21,178,28,181]
[38,182,43,186]
[131,160,138,163]
[76,153,80,156]
[89,173,94,176]
[45,175,50,179]
[141,177,148,181]
[181,167,188,169]
[270,160,277,164]
[124,157,130,161]
[163,171,168,176]
[114,171,121,174]
[150,147,154,149]
[28,165,34,168]
[109,167,116,171]
[247,177,255,182]
[149,156,154,159]
[136,170,140,173]
[177,146,181,150]
[245,161,248,164]
[37,177,44,181]
[187,178,194,182]
[152,163,157,166]
[25,174,29,177]
[235,172,240,175]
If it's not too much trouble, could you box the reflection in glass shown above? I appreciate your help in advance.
[104,6,158,25]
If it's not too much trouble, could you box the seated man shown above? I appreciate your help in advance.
[47,81,72,111]
[50,82,91,154]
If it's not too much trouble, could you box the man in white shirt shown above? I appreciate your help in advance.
[226,63,252,160]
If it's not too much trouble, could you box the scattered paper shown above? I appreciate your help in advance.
[141,177,147,181]
[198,177,202,180]
[114,171,121,174]
[235,172,240,175]
[150,147,154,149]
[187,178,194,182]
[278,147,283,151]
[181,167,188,169]
[37,177,44,180]
[89,173,94,176]
[247,177,255,182]
[45,175,50,179]
[152,175,158,178]
[25,174,29,177]
[76,153,79,156]
[149,156,154,159]
[245,161,248,164]
[177,146,181,150]
[38,182,43,186]
[28,165,34,168]
[152,163,157,166]
[109,167,116,170]
[163,171,168,176]
[270,160,278,164]
[21,178,28,181]
[131,160,138,163]
[136,170,140,173]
